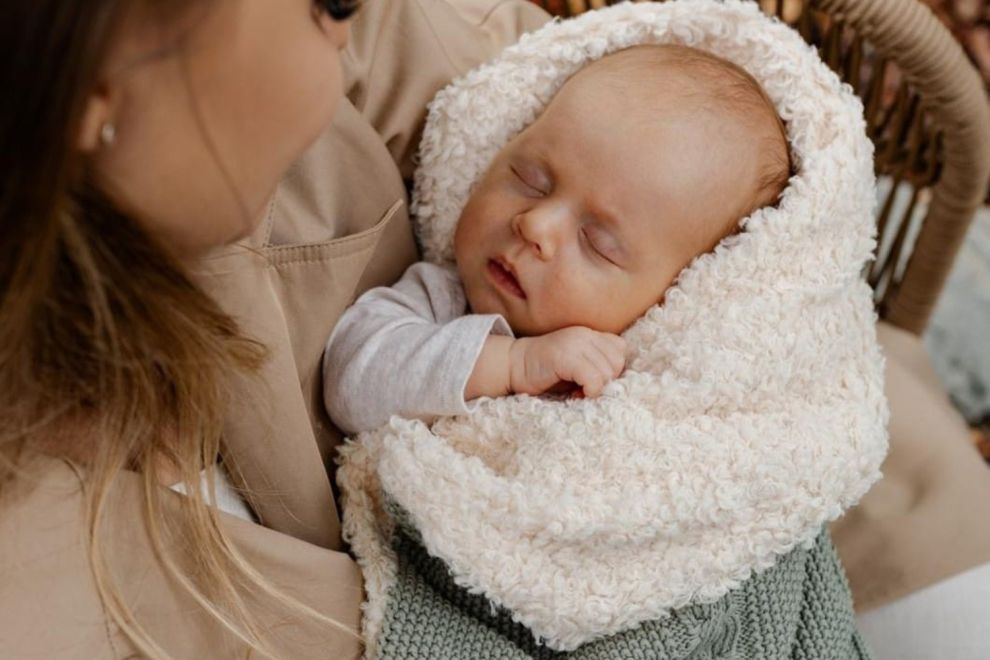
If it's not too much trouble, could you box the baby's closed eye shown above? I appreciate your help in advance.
[581,225,623,266]
[510,162,551,197]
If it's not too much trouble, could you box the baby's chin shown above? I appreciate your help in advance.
[461,279,502,318]
[462,285,532,336]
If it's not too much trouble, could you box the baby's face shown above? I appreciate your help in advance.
[454,66,769,336]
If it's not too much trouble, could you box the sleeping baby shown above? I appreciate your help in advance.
[331,2,887,655]
[323,44,791,434]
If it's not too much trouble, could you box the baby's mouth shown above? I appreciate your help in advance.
[487,258,526,299]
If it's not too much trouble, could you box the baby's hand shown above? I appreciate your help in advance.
[509,327,626,398]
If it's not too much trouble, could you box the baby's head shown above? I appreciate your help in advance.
[453,44,790,336]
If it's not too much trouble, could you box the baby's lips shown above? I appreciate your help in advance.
[489,257,527,299]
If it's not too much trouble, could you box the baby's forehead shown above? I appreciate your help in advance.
[522,45,790,249]
[558,44,775,125]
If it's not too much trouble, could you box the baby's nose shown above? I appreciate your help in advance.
[512,204,569,260]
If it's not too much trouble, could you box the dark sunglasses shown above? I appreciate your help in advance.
[317,0,362,21]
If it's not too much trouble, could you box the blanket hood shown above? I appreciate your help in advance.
[340,0,889,653]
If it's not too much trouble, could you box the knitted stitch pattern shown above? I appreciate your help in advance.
[376,522,868,660]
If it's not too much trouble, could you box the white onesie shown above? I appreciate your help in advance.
[323,261,512,435]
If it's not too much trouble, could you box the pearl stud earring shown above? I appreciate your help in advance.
[100,122,116,146]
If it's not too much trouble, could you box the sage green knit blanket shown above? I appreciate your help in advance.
[375,518,869,660]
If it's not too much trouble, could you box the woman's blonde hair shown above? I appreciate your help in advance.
[0,1,354,656]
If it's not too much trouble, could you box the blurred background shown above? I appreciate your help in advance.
[916,0,990,455]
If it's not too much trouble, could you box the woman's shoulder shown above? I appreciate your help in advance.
[343,0,550,179]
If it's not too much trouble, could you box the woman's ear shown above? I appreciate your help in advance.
[76,84,116,153]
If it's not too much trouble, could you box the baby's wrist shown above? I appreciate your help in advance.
[507,337,530,394]
[465,334,515,401]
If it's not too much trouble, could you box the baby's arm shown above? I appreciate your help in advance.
[323,262,511,434]
[466,328,627,400]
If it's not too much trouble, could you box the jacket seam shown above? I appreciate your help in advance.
[413,0,465,76]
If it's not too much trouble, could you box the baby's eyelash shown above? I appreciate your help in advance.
[581,228,615,265]
[510,165,548,197]
[581,228,622,268]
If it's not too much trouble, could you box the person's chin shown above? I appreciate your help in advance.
[466,281,511,321]
[468,289,502,317]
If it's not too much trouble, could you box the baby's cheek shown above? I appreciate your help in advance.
[571,278,645,334]
[463,277,509,325]
[452,219,473,263]
[541,278,601,331]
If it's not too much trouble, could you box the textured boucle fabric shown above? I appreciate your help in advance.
[337,0,888,655]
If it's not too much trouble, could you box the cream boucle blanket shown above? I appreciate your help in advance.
[338,0,889,653]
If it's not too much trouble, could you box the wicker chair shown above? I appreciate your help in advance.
[532,0,990,336]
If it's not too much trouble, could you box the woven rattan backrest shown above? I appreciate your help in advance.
[532,0,990,334]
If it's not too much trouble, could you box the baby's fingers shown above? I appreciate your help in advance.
[570,354,614,397]
[573,367,606,397]
[591,333,627,377]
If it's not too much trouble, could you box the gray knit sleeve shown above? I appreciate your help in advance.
[323,262,512,435]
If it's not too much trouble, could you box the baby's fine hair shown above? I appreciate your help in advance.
[581,44,792,226]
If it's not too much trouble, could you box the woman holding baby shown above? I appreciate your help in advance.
[0,0,542,656]
[0,0,984,658]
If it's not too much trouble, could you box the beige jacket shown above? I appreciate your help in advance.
[0,2,548,658]
[2,1,988,657]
